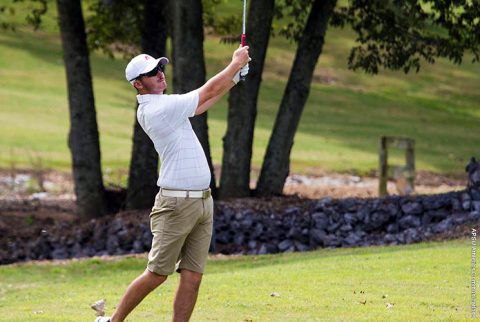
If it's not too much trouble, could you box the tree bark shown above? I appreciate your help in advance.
[171,0,218,197]
[256,0,337,197]
[125,0,168,210]
[56,0,106,218]
[219,0,276,199]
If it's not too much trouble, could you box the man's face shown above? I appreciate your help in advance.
[134,66,167,94]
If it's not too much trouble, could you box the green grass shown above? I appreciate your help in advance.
[0,2,479,178]
[0,238,472,321]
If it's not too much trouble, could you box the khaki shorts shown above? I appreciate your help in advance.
[147,192,213,276]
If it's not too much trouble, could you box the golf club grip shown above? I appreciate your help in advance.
[240,34,247,81]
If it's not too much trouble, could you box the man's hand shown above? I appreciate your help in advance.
[232,46,250,70]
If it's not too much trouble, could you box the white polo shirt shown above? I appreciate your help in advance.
[136,90,211,190]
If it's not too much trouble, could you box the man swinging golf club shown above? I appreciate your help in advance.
[94,45,250,322]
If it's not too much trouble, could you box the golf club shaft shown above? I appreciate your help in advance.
[240,0,247,81]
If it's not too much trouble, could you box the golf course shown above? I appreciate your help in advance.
[0,1,478,321]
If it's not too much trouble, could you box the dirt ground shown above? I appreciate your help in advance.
[0,168,467,222]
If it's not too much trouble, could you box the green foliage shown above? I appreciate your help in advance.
[274,0,315,42]
[0,0,48,30]
[86,0,144,59]
[331,0,480,73]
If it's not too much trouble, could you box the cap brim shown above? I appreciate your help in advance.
[139,57,169,74]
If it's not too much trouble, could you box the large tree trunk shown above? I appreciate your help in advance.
[125,0,168,209]
[219,0,275,199]
[56,0,106,218]
[256,0,337,197]
[171,0,218,197]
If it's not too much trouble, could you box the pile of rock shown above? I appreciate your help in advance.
[2,158,479,264]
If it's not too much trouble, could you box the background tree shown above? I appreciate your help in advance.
[256,0,480,196]
[56,0,107,217]
[87,0,168,209]
[219,0,276,198]
[256,0,337,196]
[171,0,218,198]
[126,0,168,209]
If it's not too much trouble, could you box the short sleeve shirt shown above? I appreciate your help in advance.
[136,90,211,190]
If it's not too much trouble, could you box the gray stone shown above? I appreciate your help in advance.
[344,213,357,225]
[471,189,480,201]
[473,201,480,212]
[343,232,361,246]
[310,229,327,245]
[401,202,423,215]
[278,239,294,252]
[311,212,329,229]
[386,223,398,233]
[463,200,472,211]
[399,215,422,229]
[431,218,454,234]
[339,224,353,232]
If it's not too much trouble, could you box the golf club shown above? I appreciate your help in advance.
[240,0,248,81]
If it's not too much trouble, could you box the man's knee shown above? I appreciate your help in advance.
[144,269,168,287]
[180,269,203,291]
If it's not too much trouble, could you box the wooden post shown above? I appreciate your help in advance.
[379,136,415,197]
[405,139,415,190]
[379,136,388,197]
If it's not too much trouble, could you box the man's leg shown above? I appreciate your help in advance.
[111,269,167,322]
[173,269,203,322]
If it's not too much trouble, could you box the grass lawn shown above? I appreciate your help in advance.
[0,2,478,179]
[0,238,473,321]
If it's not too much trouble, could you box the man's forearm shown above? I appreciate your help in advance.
[195,82,234,115]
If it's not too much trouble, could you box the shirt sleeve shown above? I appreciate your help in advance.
[162,90,199,126]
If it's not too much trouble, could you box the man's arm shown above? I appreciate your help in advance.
[196,46,250,115]
[195,82,234,115]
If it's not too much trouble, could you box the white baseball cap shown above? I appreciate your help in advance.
[125,54,169,82]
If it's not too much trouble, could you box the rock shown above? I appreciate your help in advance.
[344,213,357,225]
[343,232,361,246]
[463,200,472,211]
[431,218,454,234]
[404,228,421,243]
[401,202,423,215]
[278,239,294,252]
[451,198,462,211]
[248,240,257,250]
[466,157,480,187]
[399,215,421,229]
[51,247,68,260]
[258,243,268,255]
[340,224,353,232]
[471,189,480,201]
[386,223,398,234]
[326,222,341,233]
[311,212,329,229]
[294,241,310,252]
[472,201,480,212]
[469,211,480,221]
[310,229,328,245]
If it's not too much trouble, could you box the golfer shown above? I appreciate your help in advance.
[95,46,250,322]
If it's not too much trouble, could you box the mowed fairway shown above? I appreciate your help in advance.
[0,4,479,177]
[0,238,472,321]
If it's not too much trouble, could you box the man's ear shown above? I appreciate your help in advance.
[133,79,143,91]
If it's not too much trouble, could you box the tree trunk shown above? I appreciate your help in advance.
[125,0,168,209]
[56,0,106,218]
[171,0,218,197]
[256,0,337,197]
[219,0,276,199]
